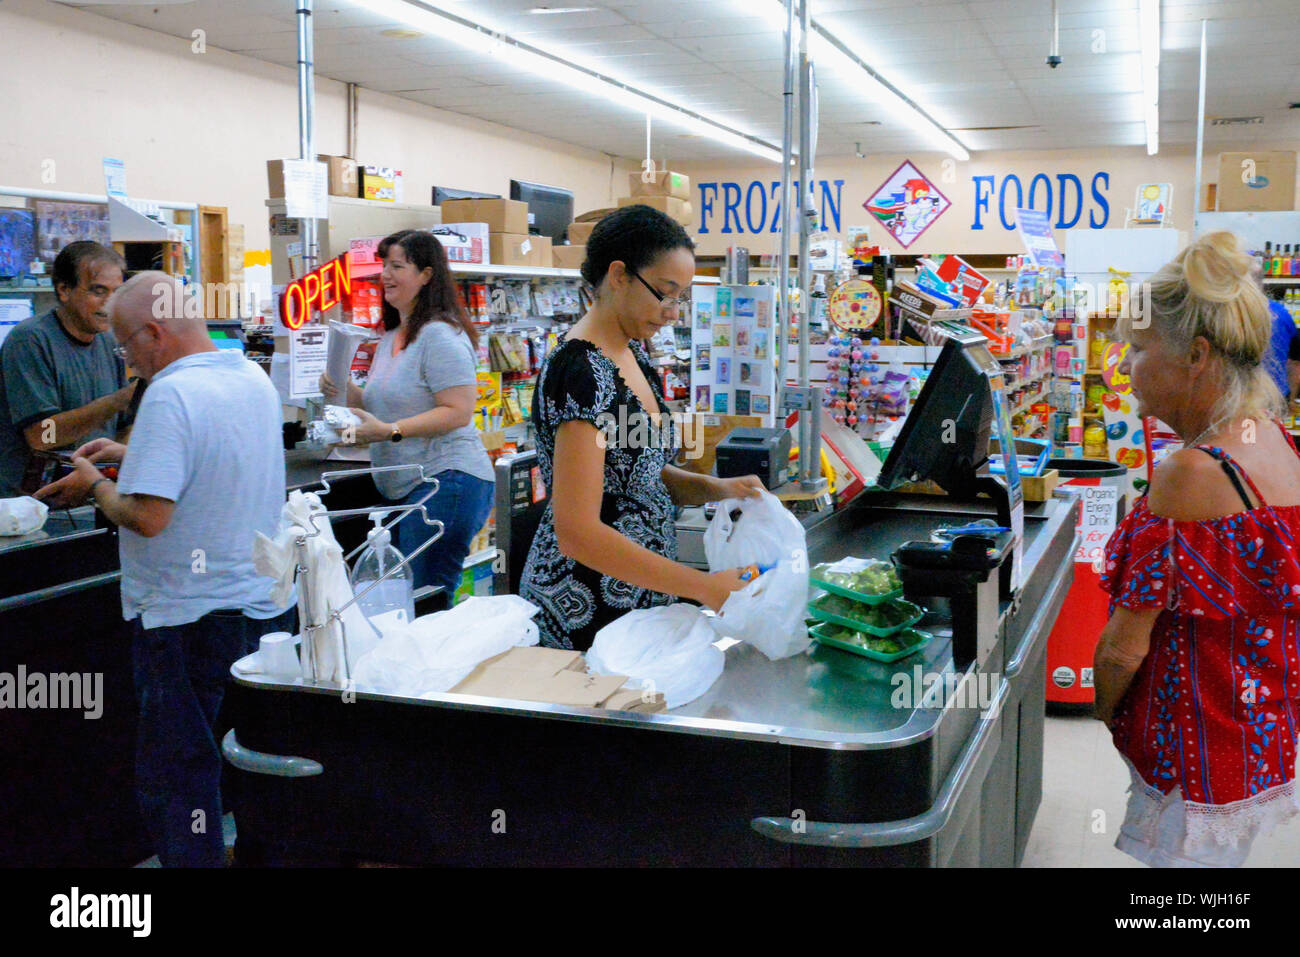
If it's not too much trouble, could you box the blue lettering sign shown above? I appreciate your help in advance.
[1055,174,1083,229]
[820,179,845,233]
[744,181,767,234]
[698,183,718,234]
[722,182,742,234]
[972,175,994,230]
[1028,173,1052,214]
[998,175,1022,230]
[1090,172,1110,228]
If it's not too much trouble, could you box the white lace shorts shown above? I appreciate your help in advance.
[1115,754,1299,868]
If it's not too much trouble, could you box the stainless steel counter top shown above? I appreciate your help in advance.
[233,493,1079,752]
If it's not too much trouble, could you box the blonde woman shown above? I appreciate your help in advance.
[1096,231,1300,866]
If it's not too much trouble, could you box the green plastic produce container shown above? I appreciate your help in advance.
[807,592,925,637]
[809,557,903,606]
[809,621,932,663]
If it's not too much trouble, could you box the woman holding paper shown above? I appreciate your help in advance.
[320,229,493,607]
[519,204,763,651]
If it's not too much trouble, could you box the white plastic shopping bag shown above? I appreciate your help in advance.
[586,603,725,709]
[352,595,540,698]
[0,496,48,537]
[702,490,811,659]
[703,489,806,571]
[709,558,811,660]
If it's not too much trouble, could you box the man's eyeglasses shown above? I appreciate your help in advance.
[112,324,151,360]
[628,268,691,313]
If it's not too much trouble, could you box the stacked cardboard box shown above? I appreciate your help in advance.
[1216,151,1297,211]
[440,198,553,267]
[551,245,586,269]
[615,170,693,226]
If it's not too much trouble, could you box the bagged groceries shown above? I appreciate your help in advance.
[711,558,811,659]
[703,490,811,659]
[586,603,724,709]
[0,496,48,536]
[703,489,804,570]
[352,595,540,698]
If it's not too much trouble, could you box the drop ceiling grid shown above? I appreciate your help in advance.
[62,0,1300,159]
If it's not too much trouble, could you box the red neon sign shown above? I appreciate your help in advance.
[280,254,352,330]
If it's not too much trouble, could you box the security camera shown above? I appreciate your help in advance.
[1046,54,1062,69]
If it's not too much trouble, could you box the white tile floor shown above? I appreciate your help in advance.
[1022,714,1300,867]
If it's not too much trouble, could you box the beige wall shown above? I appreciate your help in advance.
[673,145,1299,258]
[0,0,633,256]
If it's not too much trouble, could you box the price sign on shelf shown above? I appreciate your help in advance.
[1073,482,1120,565]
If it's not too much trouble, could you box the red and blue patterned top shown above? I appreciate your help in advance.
[1101,426,1300,812]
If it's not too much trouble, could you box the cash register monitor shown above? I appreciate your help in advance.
[876,335,998,496]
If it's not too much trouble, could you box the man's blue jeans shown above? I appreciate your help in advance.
[392,469,495,603]
[131,606,293,867]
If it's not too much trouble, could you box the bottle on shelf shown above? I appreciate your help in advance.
[350,513,415,628]
[1263,242,1273,276]
[1284,245,1294,279]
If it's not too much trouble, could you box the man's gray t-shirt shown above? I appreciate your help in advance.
[363,319,494,499]
[117,350,289,629]
[0,310,127,496]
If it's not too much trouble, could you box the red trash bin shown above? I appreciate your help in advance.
[1043,458,1128,713]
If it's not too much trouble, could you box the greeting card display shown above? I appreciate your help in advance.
[690,283,775,427]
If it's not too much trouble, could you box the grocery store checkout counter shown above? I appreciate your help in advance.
[0,442,390,867]
[222,330,1080,867]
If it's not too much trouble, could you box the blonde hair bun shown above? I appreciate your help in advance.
[1180,231,1257,304]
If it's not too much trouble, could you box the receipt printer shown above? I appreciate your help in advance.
[715,427,792,490]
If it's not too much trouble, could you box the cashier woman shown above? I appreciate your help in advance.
[520,204,763,651]
[321,229,495,608]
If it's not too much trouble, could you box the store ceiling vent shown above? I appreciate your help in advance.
[1210,116,1264,126]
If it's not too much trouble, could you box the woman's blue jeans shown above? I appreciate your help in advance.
[392,469,495,602]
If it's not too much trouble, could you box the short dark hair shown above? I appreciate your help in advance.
[580,204,694,290]
[52,241,125,296]
[376,229,479,350]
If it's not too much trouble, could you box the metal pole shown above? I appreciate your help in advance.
[774,0,796,425]
[297,0,318,275]
[796,0,820,489]
[1193,18,1207,232]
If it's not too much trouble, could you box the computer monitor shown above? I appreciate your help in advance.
[432,186,501,205]
[877,329,1001,497]
[510,180,574,243]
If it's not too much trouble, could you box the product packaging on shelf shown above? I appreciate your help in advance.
[440,198,530,235]
[359,165,402,202]
[431,222,489,265]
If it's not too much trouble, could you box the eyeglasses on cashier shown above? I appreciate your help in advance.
[628,268,691,313]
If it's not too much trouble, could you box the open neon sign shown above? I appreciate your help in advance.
[280,254,352,330]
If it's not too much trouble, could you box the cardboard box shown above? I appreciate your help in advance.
[430,222,489,265]
[552,244,586,269]
[318,155,358,197]
[490,232,551,268]
[629,170,692,201]
[567,220,598,245]
[575,207,616,224]
[441,198,530,235]
[451,646,665,711]
[617,195,693,226]
[360,165,402,202]
[1216,151,1297,211]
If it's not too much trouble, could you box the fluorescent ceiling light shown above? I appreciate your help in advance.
[1139,0,1160,155]
[349,0,783,162]
[745,0,970,162]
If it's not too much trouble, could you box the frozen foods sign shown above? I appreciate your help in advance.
[863,161,951,250]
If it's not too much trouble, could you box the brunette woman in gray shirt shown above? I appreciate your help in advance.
[322,229,494,607]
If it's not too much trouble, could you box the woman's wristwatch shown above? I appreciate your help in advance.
[389,421,404,443]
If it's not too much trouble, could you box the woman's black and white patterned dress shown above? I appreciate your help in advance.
[519,338,678,651]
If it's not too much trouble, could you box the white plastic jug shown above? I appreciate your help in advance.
[350,513,415,628]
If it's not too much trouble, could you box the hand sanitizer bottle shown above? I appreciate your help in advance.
[350,513,415,627]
